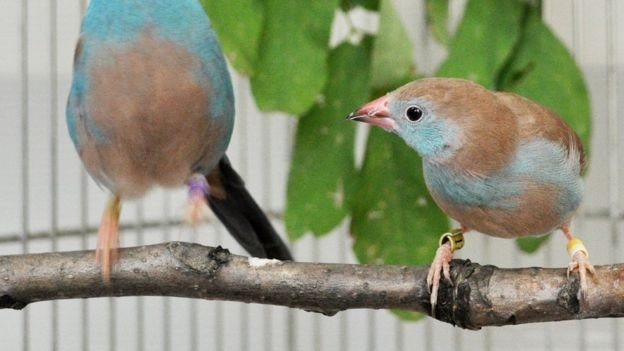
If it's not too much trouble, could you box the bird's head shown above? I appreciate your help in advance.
[347,78,514,165]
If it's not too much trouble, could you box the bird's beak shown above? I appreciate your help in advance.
[346,94,396,131]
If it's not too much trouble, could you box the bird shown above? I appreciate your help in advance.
[347,77,593,312]
[66,0,292,282]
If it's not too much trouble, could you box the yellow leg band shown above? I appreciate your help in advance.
[566,238,588,258]
[103,195,122,220]
[439,228,464,252]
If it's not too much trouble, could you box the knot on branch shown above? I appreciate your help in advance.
[432,259,496,330]
[167,242,231,280]
[0,294,27,310]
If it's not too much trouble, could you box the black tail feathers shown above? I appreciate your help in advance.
[206,157,293,261]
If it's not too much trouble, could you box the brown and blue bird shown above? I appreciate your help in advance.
[348,78,593,310]
[66,0,292,282]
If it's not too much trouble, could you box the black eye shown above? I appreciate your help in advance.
[405,106,423,122]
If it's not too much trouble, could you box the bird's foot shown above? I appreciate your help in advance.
[96,195,121,284]
[427,229,464,315]
[185,173,210,225]
[566,238,596,301]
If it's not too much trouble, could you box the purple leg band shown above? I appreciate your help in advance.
[188,174,209,197]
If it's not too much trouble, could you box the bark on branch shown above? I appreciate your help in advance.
[0,242,622,329]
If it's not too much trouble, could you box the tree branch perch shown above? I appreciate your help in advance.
[1,242,623,329]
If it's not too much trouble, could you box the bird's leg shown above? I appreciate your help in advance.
[185,173,210,225]
[561,224,595,301]
[426,227,465,314]
[96,194,121,284]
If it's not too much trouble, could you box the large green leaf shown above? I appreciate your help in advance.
[497,8,591,253]
[286,39,373,239]
[351,128,449,266]
[425,0,450,45]
[500,8,591,157]
[370,0,416,91]
[516,234,551,254]
[251,0,338,115]
[436,0,524,87]
[199,0,263,75]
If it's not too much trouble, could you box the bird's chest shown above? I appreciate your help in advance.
[423,164,519,210]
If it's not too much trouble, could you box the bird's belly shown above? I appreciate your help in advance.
[430,184,573,238]
[424,140,583,238]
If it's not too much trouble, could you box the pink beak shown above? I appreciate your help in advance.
[346,94,396,131]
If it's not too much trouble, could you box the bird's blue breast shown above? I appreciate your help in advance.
[424,138,583,216]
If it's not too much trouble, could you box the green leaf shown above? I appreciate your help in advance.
[391,309,424,322]
[351,128,449,266]
[436,0,524,87]
[251,0,338,115]
[351,129,449,320]
[199,0,263,75]
[516,234,551,254]
[370,0,416,91]
[425,0,450,45]
[285,39,373,239]
[499,7,591,158]
[340,0,379,11]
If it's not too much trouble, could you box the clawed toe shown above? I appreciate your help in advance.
[426,242,454,313]
[567,250,595,301]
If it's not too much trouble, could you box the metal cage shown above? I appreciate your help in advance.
[0,0,623,350]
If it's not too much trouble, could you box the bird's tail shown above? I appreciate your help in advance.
[206,157,293,261]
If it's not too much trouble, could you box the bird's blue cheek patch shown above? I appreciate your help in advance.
[402,119,459,160]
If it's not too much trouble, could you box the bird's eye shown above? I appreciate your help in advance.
[405,106,423,122]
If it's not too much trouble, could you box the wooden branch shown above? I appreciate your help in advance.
[0,242,622,329]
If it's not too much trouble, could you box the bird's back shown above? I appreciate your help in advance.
[495,92,586,174]
[66,0,234,197]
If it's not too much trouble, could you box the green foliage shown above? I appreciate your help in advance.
[391,308,424,321]
[370,0,416,91]
[251,0,338,115]
[199,0,263,75]
[351,129,448,265]
[340,0,380,11]
[202,0,592,319]
[425,0,450,45]
[285,39,373,238]
[516,234,551,253]
[436,0,524,87]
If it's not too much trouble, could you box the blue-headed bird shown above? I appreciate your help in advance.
[347,78,593,311]
[66,0,292,282]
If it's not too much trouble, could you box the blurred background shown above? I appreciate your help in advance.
[0,0,623,350]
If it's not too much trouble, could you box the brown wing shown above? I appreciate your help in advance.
[495,92,586,174]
